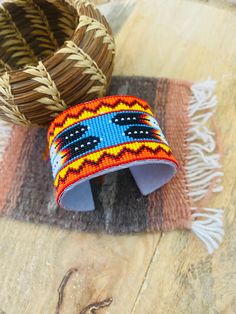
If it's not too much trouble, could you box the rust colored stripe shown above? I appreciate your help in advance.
[161,80,192,231]
[0,126,28,215]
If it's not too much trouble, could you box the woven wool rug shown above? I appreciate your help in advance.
[0,76,224,253]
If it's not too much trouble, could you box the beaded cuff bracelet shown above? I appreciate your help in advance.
[48,96,178,211]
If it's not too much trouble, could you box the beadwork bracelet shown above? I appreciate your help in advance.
[48,96,178,211]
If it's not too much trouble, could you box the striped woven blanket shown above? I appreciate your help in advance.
[0,76,223,253]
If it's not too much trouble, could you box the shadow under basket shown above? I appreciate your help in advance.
[0,0,115,126]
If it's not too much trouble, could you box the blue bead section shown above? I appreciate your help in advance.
[51,110,168,178]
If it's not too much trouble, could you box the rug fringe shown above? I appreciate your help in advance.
[191,207,224,254]
[187,79,224,253]
[0,119,12,161]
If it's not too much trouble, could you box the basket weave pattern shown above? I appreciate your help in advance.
[0,0,115,126]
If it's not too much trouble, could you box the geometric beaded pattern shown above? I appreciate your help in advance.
[48,96,178,202]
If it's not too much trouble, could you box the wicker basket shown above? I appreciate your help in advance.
[0,0,115,126]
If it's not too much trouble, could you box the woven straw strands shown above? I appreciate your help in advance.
[0,0,115,126]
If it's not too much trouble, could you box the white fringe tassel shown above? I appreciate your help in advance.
[0,119,12,162]
[187,79,224,253]
[191,208,224,254]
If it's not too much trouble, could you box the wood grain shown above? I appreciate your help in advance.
[0,0,236,313]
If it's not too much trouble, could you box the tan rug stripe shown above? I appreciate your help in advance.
[146,78,168,231]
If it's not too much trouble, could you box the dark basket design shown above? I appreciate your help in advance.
[0,0,115,126]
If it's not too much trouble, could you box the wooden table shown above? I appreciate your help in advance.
[1,1,236,313]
